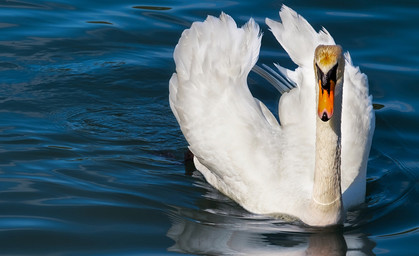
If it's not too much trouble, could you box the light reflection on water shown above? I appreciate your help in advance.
[168,209,374,255]
[0,0,418,255]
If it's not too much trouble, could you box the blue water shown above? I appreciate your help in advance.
[0,0,418,255]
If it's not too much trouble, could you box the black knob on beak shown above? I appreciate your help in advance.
[321,112,329,122]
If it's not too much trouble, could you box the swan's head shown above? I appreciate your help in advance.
[314,45,344,122]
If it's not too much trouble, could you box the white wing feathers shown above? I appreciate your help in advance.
[265,6,334,128]
[169,14,282,205]
[266,5,335,68]
[340,53,375,206]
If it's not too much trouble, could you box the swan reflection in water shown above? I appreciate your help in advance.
[167,179,375,256]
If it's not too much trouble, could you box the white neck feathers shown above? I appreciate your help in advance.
[305,46,345,226]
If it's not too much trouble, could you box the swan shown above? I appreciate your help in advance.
[169,5,375,226]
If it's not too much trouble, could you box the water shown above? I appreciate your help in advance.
[0,0,418,255]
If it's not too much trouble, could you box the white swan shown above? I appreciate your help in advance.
[169,6,375,226]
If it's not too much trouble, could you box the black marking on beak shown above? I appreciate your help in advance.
[321,112,329,122]
[316,63,338,94]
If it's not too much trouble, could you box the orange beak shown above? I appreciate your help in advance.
[318,79,335,122]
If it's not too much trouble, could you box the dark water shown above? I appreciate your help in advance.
[0,0,418,255]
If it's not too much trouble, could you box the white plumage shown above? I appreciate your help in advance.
[169,6,374,226]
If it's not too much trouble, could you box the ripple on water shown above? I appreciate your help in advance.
[132,6,172,11]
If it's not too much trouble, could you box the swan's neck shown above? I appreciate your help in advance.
[308,101,344,226]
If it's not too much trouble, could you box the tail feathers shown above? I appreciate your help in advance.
[266,5,335,67]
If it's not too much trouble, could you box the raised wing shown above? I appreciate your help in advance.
[265,6,335,128]
[341,53,375,208]
[266,5,335,68]
[169,14,282,204]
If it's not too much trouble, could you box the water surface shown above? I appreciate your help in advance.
[0,0,418,255]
